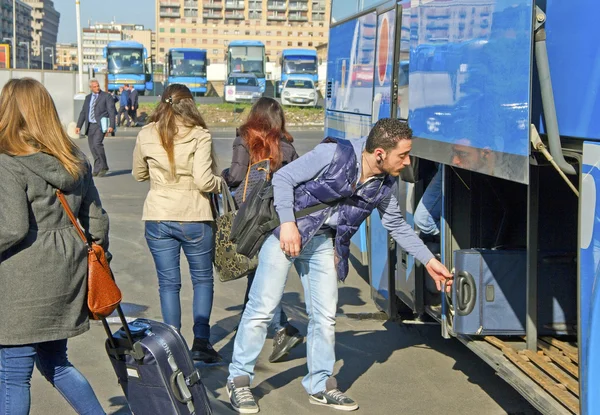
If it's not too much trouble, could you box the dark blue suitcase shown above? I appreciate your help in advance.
[102,307,213,414]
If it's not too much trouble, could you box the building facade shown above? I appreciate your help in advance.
[0,0,33,69]
[55,42,77,70]
[155,0,330,72]
[22,0,60,69]
[82,25,122,72]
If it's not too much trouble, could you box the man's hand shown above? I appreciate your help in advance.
[425,258,453,292]
[125,106,129,110]
[280,222,301,257]
[75,127,80,135]
[107,127,113,133]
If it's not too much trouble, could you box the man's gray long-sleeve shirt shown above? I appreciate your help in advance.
[272,137,434,266]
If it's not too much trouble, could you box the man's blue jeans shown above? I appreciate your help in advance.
[229,234,338,395]
[244,272,288,333]
[145,221,214,339]
[0,339,105,415]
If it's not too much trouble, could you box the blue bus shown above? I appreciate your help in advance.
[104,41,153,95]
[326,1,599,413]
[166,48,208,96]
[279,48,318,94]
[227,40,266,93]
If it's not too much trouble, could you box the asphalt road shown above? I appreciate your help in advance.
[28,129,537,415]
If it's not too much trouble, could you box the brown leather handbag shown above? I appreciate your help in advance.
[56,190,122,320]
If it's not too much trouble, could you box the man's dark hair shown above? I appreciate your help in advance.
[365,118,412,153]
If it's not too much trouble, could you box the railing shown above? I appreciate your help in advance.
[203,11,223,18]
[203,2,223,9]
[312,14,325,21]
[267,14,286,20]
[289,3,308,11]
[225,1,245,9]
[267,2,286,11]
[159,10,181,18]
[224,12,244,19]
[289,14,308,21]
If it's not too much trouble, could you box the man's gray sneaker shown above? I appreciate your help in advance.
[309,377,358,411]
[269,323,304,363]
[227,375,259,413]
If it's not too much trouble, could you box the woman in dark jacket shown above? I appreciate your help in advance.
[0,78,107,414]
[223,97,303,364]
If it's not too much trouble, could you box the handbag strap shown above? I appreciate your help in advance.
[56,189,91,248]
[220,178,236,215]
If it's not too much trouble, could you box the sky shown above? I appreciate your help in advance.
[54,0,155,44]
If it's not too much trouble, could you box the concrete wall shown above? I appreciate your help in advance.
[0,69,103,128]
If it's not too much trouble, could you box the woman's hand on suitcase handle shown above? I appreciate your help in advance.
[280,222,301,257]
[426,258,454,292]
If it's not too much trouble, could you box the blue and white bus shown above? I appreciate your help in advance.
[279,48,318,94]
[165,48,208,96]
[326,1,599,413]
[104,41,153,95]
[226,40,266,93]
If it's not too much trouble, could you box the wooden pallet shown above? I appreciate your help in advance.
[484,336,579,414]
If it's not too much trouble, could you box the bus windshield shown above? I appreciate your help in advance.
[169,51,206,77]
[107,48,144,75]
[283,57,317,74]
[229,46,264,78]
[227,76,258,86]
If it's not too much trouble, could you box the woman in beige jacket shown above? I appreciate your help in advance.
[132,84,222,363]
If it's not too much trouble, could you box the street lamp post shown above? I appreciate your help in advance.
[12,0,16,68]
[43,46,54,70]
[18,41,29,69]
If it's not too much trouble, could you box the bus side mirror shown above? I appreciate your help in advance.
[206,58,211,66]
[319,58,323,65]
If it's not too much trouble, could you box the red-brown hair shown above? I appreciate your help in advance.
[238,97,293,172]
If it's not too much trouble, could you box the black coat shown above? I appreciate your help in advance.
[223,134,299,190]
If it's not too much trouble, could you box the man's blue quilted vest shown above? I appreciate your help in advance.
[274,137,395,281]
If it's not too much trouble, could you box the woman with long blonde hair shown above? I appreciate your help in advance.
[0,78,108,414]
[132,84,222,363]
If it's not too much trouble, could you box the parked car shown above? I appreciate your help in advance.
[224,73,263,103]
[280,78,318,107]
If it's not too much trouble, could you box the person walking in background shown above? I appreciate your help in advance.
[132,84,223,364]
[117,84,131,127]
[128,84,139,127]
[222,97,304,364]
[0,78,109,415]
[75,78,115,177]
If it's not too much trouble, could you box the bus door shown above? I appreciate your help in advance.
[368,2,406,316]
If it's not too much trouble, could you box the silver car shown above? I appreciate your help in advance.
[224,73,262,103]
[281,78,318,107]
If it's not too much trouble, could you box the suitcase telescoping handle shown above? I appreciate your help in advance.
[101,305,145,360]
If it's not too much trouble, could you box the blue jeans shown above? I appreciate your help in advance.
[145,221,215,339]
[229,234,338,394]
[414,165,442,236]
[0,339,105,415]
[244,272,288,332]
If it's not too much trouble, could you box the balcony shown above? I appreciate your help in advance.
[184,9,198,17]
[312,4,326,11]
[267,13,286,21]
[289,2,308,11]
[203,2,222,9]
[249,1,262,9]
[203,11,223,18]
[289,13,308,21]
[267,1,286,11]
[159,8,181,18]
[312,13,325,21]
[225,1,245,9]
[249,11,262,19]
[224,12,244,19]
[184,1,198,7]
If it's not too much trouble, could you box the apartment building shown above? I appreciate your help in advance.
[22,0,60,69]
[55,42,77,70]
[0,0,33,68]
[155,0,330,70]
[82,24,122,72]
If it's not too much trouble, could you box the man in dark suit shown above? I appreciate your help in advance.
[128,85,139,127]
[76,79,116,177]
